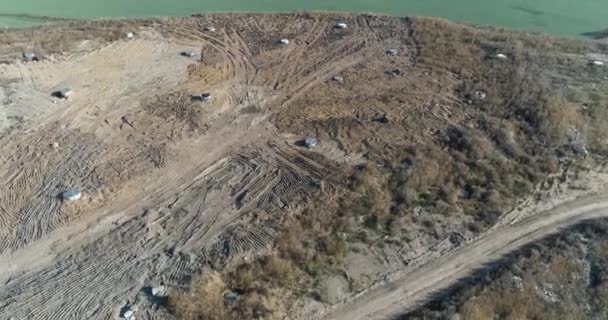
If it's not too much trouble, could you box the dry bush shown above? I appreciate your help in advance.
[406,221,608,320]
[168,272,228,320]
[537,97,585,145]
[145,92,206,132]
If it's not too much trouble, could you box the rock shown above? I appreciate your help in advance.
[204,26,216,32]
[23,51,37,62]
[62,189,82,201]
[591,60,605,66]
[121,307,135,320]
[181,50,196,58]
[125,32,134,39]
[53,88,73,99]
[386,49,398,56]
[335,22,348,29]
[151,286,166,297]
[304,137,318,148]
[386,69,401,76]
[224,290,240,305]
[332,75,344,84]
[475,90,487,100]
[192,92,211,102]
[496,53,508,59]
[278,38,290,45]
[51,142,59,149]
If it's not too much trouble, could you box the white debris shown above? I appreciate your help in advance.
[204,26,216,32]
[335,22,348,29]
[278,38,290,45]
[122,309,135,320]
[125,32,134,39]
[475,90,487,100]
[591,60,605,66]
[51,142,60,149]
[192,92,211,102]
[54,88,73,99]
[151,286,166,297]
[386,49,398,56]
[62,189,82,201]
[23,51,36,61]
[304,137,318,148]
[332,75,344,84]
[496,53,508,59]
[181,49,196,58]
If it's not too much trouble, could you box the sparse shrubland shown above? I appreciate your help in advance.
[403,219,608,320]
[168,15,608,319]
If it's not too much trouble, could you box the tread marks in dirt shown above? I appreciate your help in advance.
[0,130,102,253]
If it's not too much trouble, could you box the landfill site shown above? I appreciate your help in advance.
[1,13,608,320]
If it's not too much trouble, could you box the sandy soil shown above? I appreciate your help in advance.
[0,13,402,319]
[0,13,606,320]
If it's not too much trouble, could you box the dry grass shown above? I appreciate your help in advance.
[405,220,608,320]
[168,14,608,319]
[0,19,156,63]
[168,272,228,320]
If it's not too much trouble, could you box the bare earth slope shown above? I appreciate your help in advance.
[0,13,607,320]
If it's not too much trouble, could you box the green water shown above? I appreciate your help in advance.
[0,0,606,37]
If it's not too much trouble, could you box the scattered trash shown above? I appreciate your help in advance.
[278,38,290,45]
[332,75,344,84]
[62,189,82,201]
[204,26,216,32]
[386,49,398,56]
[386,69,401,76]
[475,90,487,100]
[192,92,211,102]
[23,51,37,62]
[52,88,73,99]
[151,286,166,297]
[304,137,318,148]
[334,22,348,29]
[181,49,196,58]
[496,53,508,59]
[125,32,134,39]
[590,60,605,66]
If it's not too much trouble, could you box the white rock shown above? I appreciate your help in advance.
[23,51,36,61]
[279,38,290,45]
[58,88,73,98]
[386,49,399,56]
[62,189,82,201]
[592,60,605,66]
[496,53,508,59]
[335,22,348,29]
[204,26,216,32]
[52,142,59,149]
[125,32,134,39]
[123,309,134,319]
[151,286,166,297]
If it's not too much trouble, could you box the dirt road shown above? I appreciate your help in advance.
[321,195,608,320]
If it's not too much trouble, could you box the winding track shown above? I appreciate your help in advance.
[321,195,608,320]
